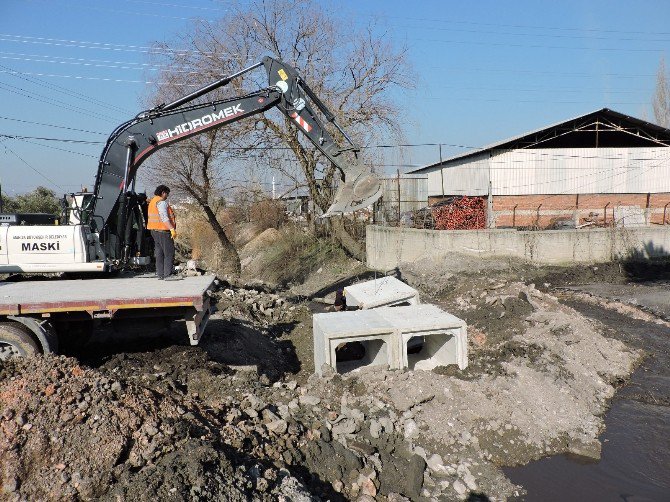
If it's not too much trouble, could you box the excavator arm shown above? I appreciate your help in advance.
[261,57,381,216]
[90,57,381,263]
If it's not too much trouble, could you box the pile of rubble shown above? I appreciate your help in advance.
[0,356,314,501]
[217,287,296,326]
[0,348,462,500]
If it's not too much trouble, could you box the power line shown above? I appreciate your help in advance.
[0,81,120,122]
[0,50,198,71]
[2,142,64,189]
[0,115,107,135]
[0,33,247,58]
[0,63,132,115]
[0,133,103,144]
[0,53,204,75]
[5,132,670,168]
[14,137,98,158]
[369,13,670,38]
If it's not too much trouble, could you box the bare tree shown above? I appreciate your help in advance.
[143,0,412,261]
[653,56,670,127]
[142,61,259,277]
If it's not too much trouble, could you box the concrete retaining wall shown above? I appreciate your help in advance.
[366,225,670,270]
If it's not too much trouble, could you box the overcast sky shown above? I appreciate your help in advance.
[1,0,668,196]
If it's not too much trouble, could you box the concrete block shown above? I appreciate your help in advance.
[344,276,419,309]
[379,305,468,371]
[313,309,399,375]
[312,304,467,376]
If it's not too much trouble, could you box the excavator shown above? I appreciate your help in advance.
[0,57,382,274]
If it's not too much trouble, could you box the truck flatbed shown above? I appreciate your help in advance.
[0,275,217,357]
[0,275,215,316]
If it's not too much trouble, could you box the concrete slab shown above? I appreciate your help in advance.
[344,276,419,309]
[313,304,467,375]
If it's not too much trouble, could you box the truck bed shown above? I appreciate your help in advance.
[0,275,216,316]
[0,275,217,349]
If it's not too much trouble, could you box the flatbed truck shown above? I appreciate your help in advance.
[0,275,216,359]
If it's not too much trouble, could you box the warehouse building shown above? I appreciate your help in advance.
[408,108,670,228]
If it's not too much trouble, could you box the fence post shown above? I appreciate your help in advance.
[487,181,494,228]
[397,169,401,226]
[646,192,651,225]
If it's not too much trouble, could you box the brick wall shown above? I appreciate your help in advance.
[492,193,670,228]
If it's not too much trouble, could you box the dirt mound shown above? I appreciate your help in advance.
[241,226,347,288]
[0,356,314,501]
[240,228,282,271]
[234,221,267,248]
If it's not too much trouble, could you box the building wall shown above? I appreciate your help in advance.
[380,177,428,212]
[427,152,490,197]
[491,148,670,195]
[423,147,670,197]
[420,146,670,229]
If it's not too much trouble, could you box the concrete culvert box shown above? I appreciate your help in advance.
[335,339,389,374]
[378,305,468,371]
[343,276,420,309]
[404,329,465,371]
[313,304,467,376]
[313,309,400,376]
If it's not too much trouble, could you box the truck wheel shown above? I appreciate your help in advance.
[0,322,41,360]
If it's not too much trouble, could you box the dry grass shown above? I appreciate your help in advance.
[242,224,345,287]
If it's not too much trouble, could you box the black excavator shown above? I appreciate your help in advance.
[0,56,382,274]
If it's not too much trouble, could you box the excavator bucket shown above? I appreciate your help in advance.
[322,167,382,217]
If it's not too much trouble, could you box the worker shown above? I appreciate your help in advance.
[147,184,181,281]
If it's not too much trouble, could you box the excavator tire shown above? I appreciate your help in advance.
[0,321,41,360]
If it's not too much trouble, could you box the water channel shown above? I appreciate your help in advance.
[505,295,670,501]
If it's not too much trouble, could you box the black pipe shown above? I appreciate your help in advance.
[157,61,264,113]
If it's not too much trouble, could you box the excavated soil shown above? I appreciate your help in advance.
[1,255,667,500]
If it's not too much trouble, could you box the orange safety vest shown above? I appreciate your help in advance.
[147,195,176,231]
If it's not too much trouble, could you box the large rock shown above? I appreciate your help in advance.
[377,452,426,499]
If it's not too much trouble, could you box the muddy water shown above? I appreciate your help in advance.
[505,298,670,501]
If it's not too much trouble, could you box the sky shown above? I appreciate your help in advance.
[0,0,669,197]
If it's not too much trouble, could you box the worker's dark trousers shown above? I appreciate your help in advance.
[151,230,175,278]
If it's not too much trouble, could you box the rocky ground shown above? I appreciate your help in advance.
[1,253,666,501]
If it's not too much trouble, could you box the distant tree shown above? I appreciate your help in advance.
[2,186,60,215]
[144,0,412,265]
[652,56,670,127]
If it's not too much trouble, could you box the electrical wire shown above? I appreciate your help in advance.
[0,53,204,75]
[2,142,64,189]
[0,115,107,135]
[14,137,99,158]
[0,50,199,72]
[0,133,102,144]
[0,63,132,115]
[0,33,247,58]
[0,81,120,122]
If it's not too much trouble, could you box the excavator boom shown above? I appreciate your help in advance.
[93,57,380,228]
[86,56,382,264]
